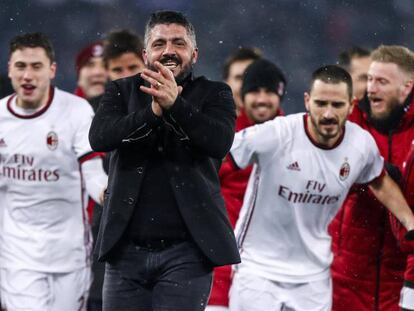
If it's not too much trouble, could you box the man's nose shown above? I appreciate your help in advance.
[22,68,33,80]
[367,80,377,93]
[93,65,106,76]
[255,89,272,103]
[323,106,334,118]
[163,42,176,56]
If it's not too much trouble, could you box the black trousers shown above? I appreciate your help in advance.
[103,240,213,311]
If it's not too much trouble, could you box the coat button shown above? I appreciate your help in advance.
[128,198,135,205]
[136,167,143,174]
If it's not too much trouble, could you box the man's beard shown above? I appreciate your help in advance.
[147,55,194,85]
[174,62,193,85]
[309,112,341,140]
[367,97,405,133]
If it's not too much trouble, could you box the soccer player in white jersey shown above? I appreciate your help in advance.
[228,65,414,311]
[0,32,107,311]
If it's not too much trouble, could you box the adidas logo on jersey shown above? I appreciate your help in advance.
[287,161,300,171]
[0,138,7,147]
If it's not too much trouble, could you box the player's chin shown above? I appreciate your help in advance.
[172,67,185,79]
[319,126,339,138]
[324,130,340,140]
[251,114,270,124]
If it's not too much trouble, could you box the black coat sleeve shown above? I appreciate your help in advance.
[89,80,162,152]
[163,82,236,159]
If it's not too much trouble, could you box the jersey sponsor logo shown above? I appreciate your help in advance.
[287,161,300,171]
[339,160,350,181]
[278,179,340,205]
[0,153,60,182]
[0,138,7,147]
[46,131,58,150]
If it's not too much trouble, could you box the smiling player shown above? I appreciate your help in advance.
[228,65,414,311]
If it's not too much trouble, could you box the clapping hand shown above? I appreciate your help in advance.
[140,61,183,116]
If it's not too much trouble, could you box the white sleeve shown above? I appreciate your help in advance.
[355,131,384,184]
[72,99,107,202]
[230,118,281,169]
[73,101,95,158]
[0,184,6,233]
[81,158,107,204]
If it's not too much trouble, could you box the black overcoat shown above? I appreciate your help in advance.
[89,74,241,267]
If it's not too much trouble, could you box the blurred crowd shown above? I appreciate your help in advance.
[1,0,413,113]
[1,2,414,311]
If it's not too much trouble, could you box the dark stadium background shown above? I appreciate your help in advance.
[0,0,413,114]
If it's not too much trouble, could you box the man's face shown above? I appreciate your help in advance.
[77,56,107,99]
[367,61,412,121]
[107,52,145,81]
[226,59,254,108]
[8,47,56,109]
[305,80,352,147]
[243,87,281,124]
[350,56,371,100]
[143,23,198,81]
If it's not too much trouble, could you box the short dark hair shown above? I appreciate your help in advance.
[144,10,196,48]
[103,29,144,66]
[222,47,263,80]
[310,65,353,100]
[338,46,371,70]
[9,32,55,63]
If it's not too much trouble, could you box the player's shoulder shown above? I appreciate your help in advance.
[283,112,304,123]
[0,94,15,114]
[345,119,371,138]
[272,112,304,130]
[55,88,89,105]
[0,93,13,104]
[344,120,376,149]
[54,88,93,113]
[246,113,302,141]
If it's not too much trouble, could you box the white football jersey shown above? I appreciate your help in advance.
[0,87,96,272]
[231,113,384,283]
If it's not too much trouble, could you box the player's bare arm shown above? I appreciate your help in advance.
[368,172,414,232]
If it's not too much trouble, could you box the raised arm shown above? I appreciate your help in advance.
[89,80,162,152]
[369,173,414,232]
[140,62,236,159]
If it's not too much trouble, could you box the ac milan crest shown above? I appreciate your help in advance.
[0,138,7,147]
[46,131,58,150]
[339,160,350,181]
[92,44,103,57]
[277,81,285,97]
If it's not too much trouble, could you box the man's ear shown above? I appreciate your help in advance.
[304,92,310,112]
[402,79,414,98]
[191,48,199,64]
[7,61,11,79]
[49,62,57,80]
[142,49,147,64]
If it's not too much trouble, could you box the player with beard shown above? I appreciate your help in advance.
[88,10,240,311]
[227,65,414,311]
[330,45,414,311]
[207,59,286,311]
